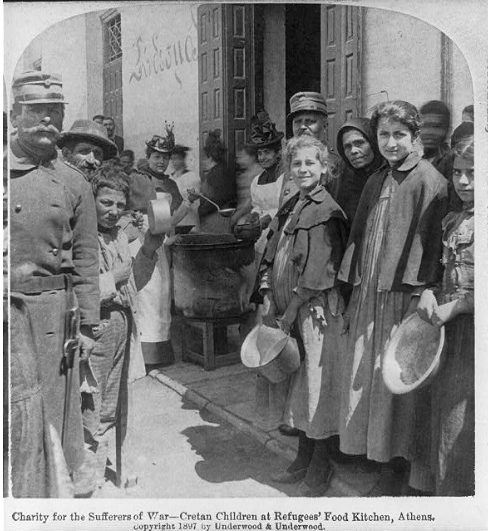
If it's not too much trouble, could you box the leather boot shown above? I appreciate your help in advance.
[271,430,315,483]
[297,438,333,497]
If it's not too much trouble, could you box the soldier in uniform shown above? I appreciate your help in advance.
[9,71,100,497]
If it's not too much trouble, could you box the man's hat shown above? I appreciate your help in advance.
[145,122,175,154]
[12,71,67,105]
[57,119,118,160]
[246,110,284,149]
[172,144,190,155]
[287,91,327,121]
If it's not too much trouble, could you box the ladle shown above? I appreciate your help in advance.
[191,191,236,217]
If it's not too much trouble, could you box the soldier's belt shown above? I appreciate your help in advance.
[11,273,72,294]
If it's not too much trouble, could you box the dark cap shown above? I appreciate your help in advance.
[57,119,118,159]
[146,122,175,154]
[246,110,284,149]
[12,70,67,105]
[287,91,327,121]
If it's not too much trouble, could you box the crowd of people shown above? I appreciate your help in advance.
[6,69,474,499]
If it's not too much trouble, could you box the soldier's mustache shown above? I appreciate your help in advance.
[25,124,60,135]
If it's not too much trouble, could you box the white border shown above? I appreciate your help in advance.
[2,1,488,530]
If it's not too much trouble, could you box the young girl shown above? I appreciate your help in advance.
[338,100,449,495]
[259,136,347,496]
[417,135,474,496]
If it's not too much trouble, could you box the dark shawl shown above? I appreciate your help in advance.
[338,151,448,292]
[334,118,384,230]
[262,185,348,292]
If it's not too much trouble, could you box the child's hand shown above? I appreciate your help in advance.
[278,296,302,335]
[431,299,461,328]
[278,309,297,335]
[186,188,199,203]
[133,211,145,230]
[262,292,279,328]
[417,289,438,324]
[113,259,132,285]
[141,231,165,258]
[164,235,183,246]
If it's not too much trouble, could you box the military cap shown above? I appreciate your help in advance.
[57,119,118,160]
[287,91,327,121]
[12,71,67,105]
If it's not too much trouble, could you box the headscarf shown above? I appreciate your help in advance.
[334,118,384,230]
[336,117,383,176]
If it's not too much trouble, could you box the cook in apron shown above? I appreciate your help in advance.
[134,192,172,347]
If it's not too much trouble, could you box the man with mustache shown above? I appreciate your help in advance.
[279,92,344,205]
[102,116,124,155]
[58,119,118,180]
[9,71,100,497]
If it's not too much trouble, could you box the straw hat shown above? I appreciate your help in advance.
[241,324,300,384]
[147,197,172,235]
[382,313,445,395]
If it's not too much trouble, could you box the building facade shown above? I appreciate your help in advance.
[16,2,473,178]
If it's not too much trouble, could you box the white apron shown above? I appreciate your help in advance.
[134,192,172,342]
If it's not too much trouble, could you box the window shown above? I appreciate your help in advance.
[101,10,123,137]
[106,14,122,62]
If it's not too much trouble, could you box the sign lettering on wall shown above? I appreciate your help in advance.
[129,31,197,85]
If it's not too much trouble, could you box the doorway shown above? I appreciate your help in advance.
[285,4,322,137]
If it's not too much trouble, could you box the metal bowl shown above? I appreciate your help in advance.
[382,313,445,395]
[241,324,301,384]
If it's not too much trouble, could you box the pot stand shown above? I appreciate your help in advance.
[182,315,245,371]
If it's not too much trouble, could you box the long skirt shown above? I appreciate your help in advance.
[283,295,345,440]
[339,175,417,462]
[339,287,417,462]
[432,314,474,495]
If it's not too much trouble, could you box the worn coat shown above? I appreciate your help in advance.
[9,138,100,497]
[339,152,448,292]
[259,186,348,438]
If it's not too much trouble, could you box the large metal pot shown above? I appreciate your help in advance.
[241,324,301,384]
[171,234,255,318]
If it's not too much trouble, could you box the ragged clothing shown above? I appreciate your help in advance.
[432,205,474,495]
[81,225,159,485]
[259,185,347,438]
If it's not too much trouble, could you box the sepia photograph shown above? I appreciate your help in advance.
[2,0,488,529]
